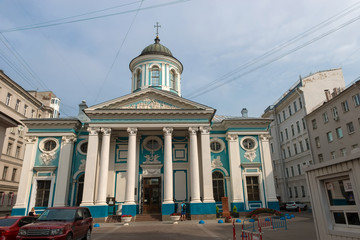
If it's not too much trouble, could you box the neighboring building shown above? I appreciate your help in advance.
[305,80,360,239]
[0,70,59,216]
[12,35,279,221]
[262,69,346,206]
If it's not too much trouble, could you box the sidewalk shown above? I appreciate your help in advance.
[91,212,316,240]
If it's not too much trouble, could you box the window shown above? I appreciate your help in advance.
[325,176,359,227]
[285,129,289,140]
[291,166,294,177]
[294,187,298,198]
[35,180,51,207]
[296,121,300,133]
[136,70,142,88]
[285,168,289,178]
[332,107,339,120]
[282,149,286,159]
[282,110,286,120]
[241,138,257,150]
[5,93,12,106]
[280,132,284,142]
[212,171,225,202]
[6,142,12,155]
[302,118,306,130]
[315,137,320,148]
[43,140,57,151]
[210,141,221,152]
[7,192,14,206]
[305,138,310,150]
[299,141,304,152]
[23,105,28,116]
[331,151,336,160]
[346,122,355,134]
[11,169,17,181]
[336,127,343,139]
[301,186,305,197]
[352,144,359,150]
[31,110,35,118]
[327,132,333,142]
[340,148,346,157]
[2,166,8,180]
[318,154,324,163]
[278,114,281,123]
[79,142,88,155]
[323,112,329,123]
[299,97,303,109]
[312,119,317,129]
[287,147,291,157]
[291,125,295,136]
[353,93,360,107]
[246,176,260,201]
[289,187,293,198]
[170,70,176,89]
[293,101,298,112]
[297,164,301,175]
[341,100,349,112]
[15,99,20,112]
[15,146,21,158]
[270,143,274,153]
[151,66,160,86]
[294,144,298,155]
[288,106,292,116]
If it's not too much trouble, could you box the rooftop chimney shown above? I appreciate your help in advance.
[78,100,90,122]
[324,90,331,101]
[241,108,248,118]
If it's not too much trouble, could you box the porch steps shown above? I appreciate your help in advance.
[136,214,162,222]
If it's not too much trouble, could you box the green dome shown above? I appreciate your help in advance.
[140,36,173,57]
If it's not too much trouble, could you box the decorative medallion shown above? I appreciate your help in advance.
[39,152,57,166]
[211,156,223,169]
[123,98,179,109]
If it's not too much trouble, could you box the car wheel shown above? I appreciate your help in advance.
[83,228,91,240]
[66,233,73,240]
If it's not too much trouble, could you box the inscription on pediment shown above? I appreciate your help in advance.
[122,98,180,109]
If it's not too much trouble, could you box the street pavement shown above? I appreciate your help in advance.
[91,212,316,240]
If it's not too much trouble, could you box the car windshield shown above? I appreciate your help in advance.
[37,209,76,221]
[0,218,18,226]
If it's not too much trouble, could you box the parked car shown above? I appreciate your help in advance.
[285,201,307,211]
[17,207,93,240]
[0,216,36,240]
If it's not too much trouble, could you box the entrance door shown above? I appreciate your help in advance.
[75,174,84,206]
[142,177,161,214]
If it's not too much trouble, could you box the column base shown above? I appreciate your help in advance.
[189,202,216,215]
[80,202,94,206]
[83,205,108,218]
[11,208,26,216]
[161,203,175,216]
[95,201,108,206]
[122,204,137,216]
[267,201,280,211]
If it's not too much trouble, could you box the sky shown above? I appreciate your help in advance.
[0,0,360,118]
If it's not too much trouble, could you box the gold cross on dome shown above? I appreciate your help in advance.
[154,22,161,36]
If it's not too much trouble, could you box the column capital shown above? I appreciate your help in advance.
[87,127,101,135]
[188,127,198,135]
[101,127,112,135]
[226,134,238,141]
[127,127,138,135]
[163,127,173,135]
[24,136,37,143]
[259,134,271,141]
[62,135,77,144]
[199,126,211,134]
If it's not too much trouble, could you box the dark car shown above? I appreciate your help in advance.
[0,216,36,240]
[17,207,93,240]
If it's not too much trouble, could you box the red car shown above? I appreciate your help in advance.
[17,207,93,240]
[0,216,36,240]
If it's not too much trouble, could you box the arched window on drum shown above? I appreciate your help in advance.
[136,69,142,89]
[169,70,176,89]
[212,171,225,202]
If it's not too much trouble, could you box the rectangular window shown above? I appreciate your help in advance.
[340,148,346,157]
[270,143,274,153]
[286,168,289,178]
[299,98,303,109]
[11,169,17,181]
[285,129,289,140]
[312,119,317,129]
[280,132,284,142]
[289,187,293,198]
[325,176,359,227]
[327,131,333,142]
[336,127,343,139]
[297,164,301,175]
[302,118,306,130]
[15,146,21,158]
[332,107,339,120]
[246,177,260,201]
[287,147,291,157]
[23,105,28,116]
[299,141,304,152]
[318,154,324,163]
[282,149,286,159]
[296,121,300,133]
[278,114,281,123]
[291,125,295,136]
[346,122,355,134]
[353,93,360,107]
[331,151,336,160]
[305,138,310,150]
[31,110,36,118]
[294,186,298,198]
[294,144,298,155]
[288,106,292,116]
[315,137,321,148]
[352,144,359,150]
[341,100,349,112]
[293,101,298,112]
[323,112,329,123]
[291,166,294,177]
[283,110,286,120]
[6,143,12,155]
[301,186,305,197]
[5,93,12,106]
[35,180,51,207]
[15,99,21,112]
[2,166,8,180]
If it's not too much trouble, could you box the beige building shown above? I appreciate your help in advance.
[262,69,345,206]
[305,80,360,239]
[0,70,59,215]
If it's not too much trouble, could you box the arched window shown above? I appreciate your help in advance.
[212,171,225,202]
[170,70,175,89]
[151,67,160,86]
[136,70,142,88]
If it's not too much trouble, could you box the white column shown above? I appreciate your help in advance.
[189,127,201,203]
[124,127,137,205]
[96,128,112,205]
[226,134,244,203]
[163,127,174,204]
[199,126,215,203]
[80,127,100,206]
[13,137,37,210]
[53,135,76,206]
[260,134,278,202]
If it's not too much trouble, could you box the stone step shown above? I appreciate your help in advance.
[136,214,162,222]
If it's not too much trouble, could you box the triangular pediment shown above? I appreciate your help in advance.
[87,88,213,111]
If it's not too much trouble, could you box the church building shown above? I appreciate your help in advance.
[11,35,278,220]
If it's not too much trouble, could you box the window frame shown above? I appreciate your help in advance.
[342,100,350,112]
[346,122,355,134]
[353,93,360,107]
[151,66,160,86]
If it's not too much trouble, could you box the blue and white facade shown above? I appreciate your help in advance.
[12,36,278,220]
